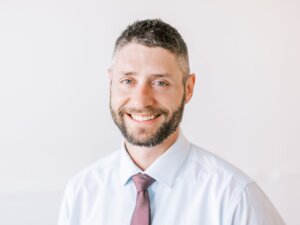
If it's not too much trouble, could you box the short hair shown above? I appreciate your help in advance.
[113,19,190,75]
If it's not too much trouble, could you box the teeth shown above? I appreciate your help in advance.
[131,114,157,121]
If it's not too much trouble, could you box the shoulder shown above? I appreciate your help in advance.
[181,144,285,224]
[182,143,254,191]
[66,150,121,193]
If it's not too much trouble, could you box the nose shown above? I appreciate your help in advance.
[131,83,154,108]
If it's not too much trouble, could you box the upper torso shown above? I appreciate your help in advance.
[58,132,285,225]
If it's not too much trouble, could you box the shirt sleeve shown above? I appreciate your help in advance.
[228,183,286,225]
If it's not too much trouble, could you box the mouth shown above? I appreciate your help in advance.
[126,113,161,122]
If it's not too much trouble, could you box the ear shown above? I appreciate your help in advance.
[184,73,196,104]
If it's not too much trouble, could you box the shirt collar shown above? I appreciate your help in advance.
[119,130,190,188]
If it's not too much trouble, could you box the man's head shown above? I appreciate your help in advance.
[113,19,190,77]
[109,19,195,147]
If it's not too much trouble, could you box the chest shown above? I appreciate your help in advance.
[75,182,231,225]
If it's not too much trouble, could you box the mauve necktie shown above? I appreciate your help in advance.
[130,173,155,225]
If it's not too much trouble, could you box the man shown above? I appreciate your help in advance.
[58,19,285,225]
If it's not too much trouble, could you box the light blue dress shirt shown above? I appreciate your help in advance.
[58,131,285,225]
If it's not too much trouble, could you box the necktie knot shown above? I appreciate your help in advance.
[132,173,155,192]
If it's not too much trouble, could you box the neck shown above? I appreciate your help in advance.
[125,129,180,171]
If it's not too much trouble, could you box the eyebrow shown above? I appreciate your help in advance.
[120,71,171,78]
[120,71,137,76]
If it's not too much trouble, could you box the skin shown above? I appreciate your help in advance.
[108,43,195,170]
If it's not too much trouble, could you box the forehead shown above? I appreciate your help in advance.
[111,43,183,77]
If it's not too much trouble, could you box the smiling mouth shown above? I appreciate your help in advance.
[126,113,161,122]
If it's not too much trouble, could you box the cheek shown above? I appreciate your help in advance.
[110,87,129,108]
[111,82,131,97]
[158,89,184,106]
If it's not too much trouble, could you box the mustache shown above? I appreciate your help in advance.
[119,106,169,117]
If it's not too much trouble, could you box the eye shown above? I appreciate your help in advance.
[153,80,169,87]
[121,79,134,85]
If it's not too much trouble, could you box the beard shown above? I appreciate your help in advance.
[110,94,185,147]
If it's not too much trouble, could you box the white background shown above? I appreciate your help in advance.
[0,0,299,224]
